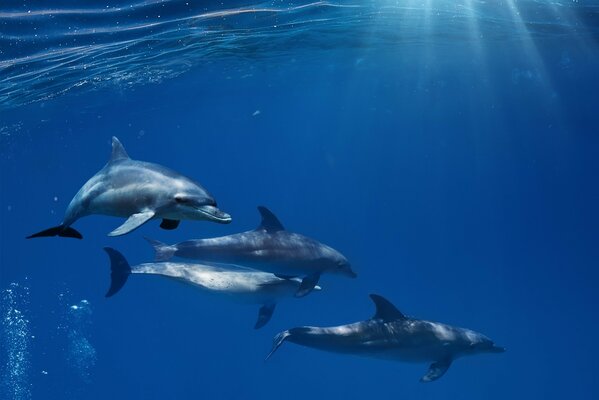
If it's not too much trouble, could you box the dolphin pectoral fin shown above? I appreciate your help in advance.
[295,273,321,298]
[26,225,83,239]
[108,211,155,237]
[421,358,452,383]
[159,219,180,230]
[255,303,276,329]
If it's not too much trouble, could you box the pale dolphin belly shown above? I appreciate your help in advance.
[103,248,314,330]
[131,262,300,304]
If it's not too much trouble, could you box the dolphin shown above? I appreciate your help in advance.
[103,247,321,329]
[266,294,505,382]
[145,206,355,297]
[27,136,231,239]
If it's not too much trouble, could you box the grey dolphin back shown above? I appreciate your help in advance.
[103,247,132,297]
[421,358,452,383]
[370,294,407,322]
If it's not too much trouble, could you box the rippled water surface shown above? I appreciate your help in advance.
[1,0,598,107]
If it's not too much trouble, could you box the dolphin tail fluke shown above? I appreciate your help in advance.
[103,247,132,297]
[144,237,176,261]
[265,330,291,361]
[26,225,83,239]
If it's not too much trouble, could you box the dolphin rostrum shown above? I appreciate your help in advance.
[27,136,231,239]
[103,247,320,329]
[145,206,355,297]
[266,294,505,382]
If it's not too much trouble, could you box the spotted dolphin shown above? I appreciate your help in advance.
[103,247,320,329]
[145,206,355,297]
[27,137,231,239]
[266,294,505,382]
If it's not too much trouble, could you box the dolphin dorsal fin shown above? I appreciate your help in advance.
[370,294,407,322]
[256,206,285,232]
[110,136,130,162]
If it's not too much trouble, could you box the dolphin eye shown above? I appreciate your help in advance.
[175,196,188,204]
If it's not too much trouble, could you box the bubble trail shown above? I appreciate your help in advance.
[65,299,97,384]
[1,283,32,400]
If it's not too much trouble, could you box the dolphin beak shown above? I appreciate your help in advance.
[197,205,232,224]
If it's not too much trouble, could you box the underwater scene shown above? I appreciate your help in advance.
[1,0,599,399]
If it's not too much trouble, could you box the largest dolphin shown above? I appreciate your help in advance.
[103,247,320,329]
[146,206,355,297]
[27,137,231,239]
[266,294,505,382]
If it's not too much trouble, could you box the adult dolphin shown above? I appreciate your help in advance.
[145,206,355,297]
[103,247,320,329]
[27,137,231,239]
[266,294,505,382]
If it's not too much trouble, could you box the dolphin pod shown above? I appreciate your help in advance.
[27,136,504,382]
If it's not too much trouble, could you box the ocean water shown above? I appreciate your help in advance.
[1,0,598,398]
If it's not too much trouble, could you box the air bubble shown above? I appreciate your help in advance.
[1,283,32,400]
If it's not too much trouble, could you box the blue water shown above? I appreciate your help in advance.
[1,0,598,398]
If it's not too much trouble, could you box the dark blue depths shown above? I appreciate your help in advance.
[1,1,599,399]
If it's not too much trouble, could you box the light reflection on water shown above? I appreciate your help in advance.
[0,0,596,108]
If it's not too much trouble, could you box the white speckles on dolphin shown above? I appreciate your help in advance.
[26,137,231,239]
[266,294,505,382]
[145,206,355,297]
[103,248,320,329]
